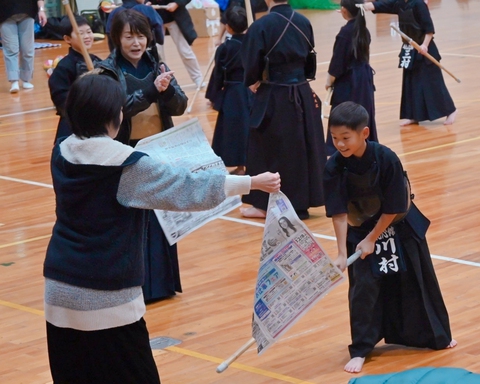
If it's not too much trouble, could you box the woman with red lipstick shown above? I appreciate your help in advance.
[99,8,188,303]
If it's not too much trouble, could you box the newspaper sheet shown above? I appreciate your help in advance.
[252,191,345,355]
[135,118,241,245]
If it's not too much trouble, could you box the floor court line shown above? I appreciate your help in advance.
[0,106,55,119]
[162,346,316,384]
[0,172,480,267]
[219,216,480,268]
[0,298,315,384]
[0,175,53,189]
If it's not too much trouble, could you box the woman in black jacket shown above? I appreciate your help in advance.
[98,8,188,302]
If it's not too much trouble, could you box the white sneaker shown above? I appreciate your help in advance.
[9,81,19,93]
[195,81,207,89]
[22,82,34,89]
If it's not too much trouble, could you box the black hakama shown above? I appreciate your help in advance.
[327,19,377,155]
[400,56,456,121]
[241,4,327,213]
[207,35,251,167]
[346,207,452,357]
[142,211,182,302]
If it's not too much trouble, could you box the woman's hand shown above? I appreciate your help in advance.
[250,172,281,193]
[154,64,175,93]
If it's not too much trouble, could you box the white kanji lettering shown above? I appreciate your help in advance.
[378,254,399,274]
[375,237,396,255]
[400,56,411,69]
[400,44,414,69]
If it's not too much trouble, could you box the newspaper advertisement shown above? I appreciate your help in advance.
[252,191,345,355]
[135,118,241,245]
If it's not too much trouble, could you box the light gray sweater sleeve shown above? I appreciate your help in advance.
[117,155,228,211]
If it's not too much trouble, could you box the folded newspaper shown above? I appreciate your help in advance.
[135,118,241,245]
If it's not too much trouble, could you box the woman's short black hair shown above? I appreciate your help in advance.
[225,6,247,34]
[328,101,369,132]
[109,8,153,49]
[65,72,125,138]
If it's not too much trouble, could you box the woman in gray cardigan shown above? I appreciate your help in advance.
[44,73,280,383]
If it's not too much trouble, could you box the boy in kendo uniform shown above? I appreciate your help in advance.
[323,101,456,373]
[49,15,102,143]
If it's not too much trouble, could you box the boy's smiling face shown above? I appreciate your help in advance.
[65,24,94,52]
[330,125,370,158]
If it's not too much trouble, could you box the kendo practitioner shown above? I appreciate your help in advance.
[214,0,268,46]
[99,9,186,301]
[207,6,252,176]
[323,102,456,373]
[49,15,102,143]
[363,0,457,126]
[325,0,378,156]
[240,0,327,220]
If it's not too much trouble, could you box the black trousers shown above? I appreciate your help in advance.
[46,318,161,384]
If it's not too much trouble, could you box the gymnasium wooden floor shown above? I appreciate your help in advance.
[1,1,480,383]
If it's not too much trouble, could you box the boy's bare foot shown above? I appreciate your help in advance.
[447,339,458,348]
[444,110,457,125]
[240,207,266,218]
[344,357,365,373]
[400,119,418,126]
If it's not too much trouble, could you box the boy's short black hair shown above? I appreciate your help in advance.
[225,6,247,34]
[328,101,369,132]
[110,9,153,49]
[66,73,125,138]
[60,15,90,37]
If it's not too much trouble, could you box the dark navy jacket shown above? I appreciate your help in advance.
[44,142,148,291]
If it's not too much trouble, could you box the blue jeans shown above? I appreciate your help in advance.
[0,13,35,82]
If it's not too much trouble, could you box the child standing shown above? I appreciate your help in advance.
[323,101,456,373]
[213,0,268,46]
[207,6,251,175]
[363,0,457,126]
[325,0,377,156]
[48,15,102,143]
